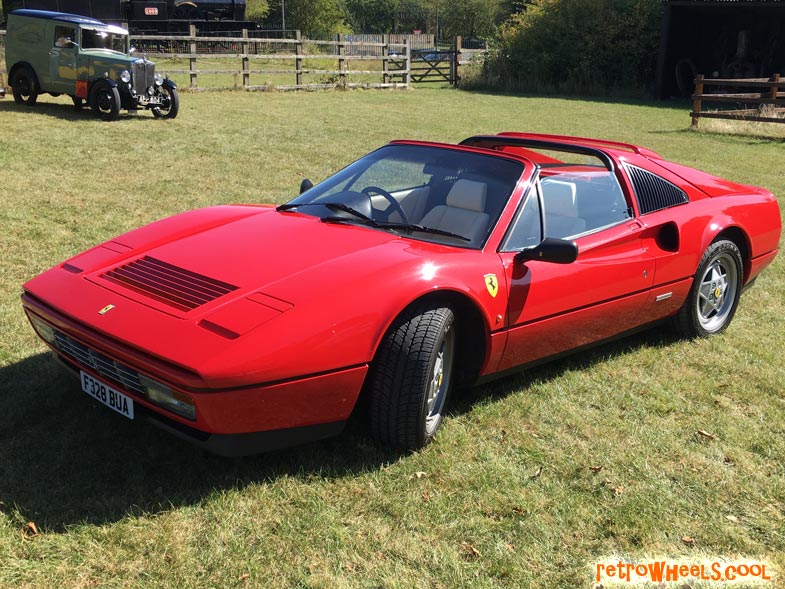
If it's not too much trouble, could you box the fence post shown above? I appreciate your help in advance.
[404,39,410,88]
[295,30,303,87]
[770,73,780,107]
[691,74,704,128]
[338,34,346,87]
[189,24,197,89]
[453,35,462,87]
[382,34,389,85]
[242,28,250,88]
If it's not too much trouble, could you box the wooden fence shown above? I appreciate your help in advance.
[132,28,411,91]
[691,74,785,127]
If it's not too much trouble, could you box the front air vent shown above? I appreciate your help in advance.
[102,256,238,312]
[626,165,689,215]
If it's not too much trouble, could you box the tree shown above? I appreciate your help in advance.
[246,0,270,22]
[266,0,350,37]
[439,0,503,39]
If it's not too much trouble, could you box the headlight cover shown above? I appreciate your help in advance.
[120,69,131,83]
[154,73,164,87]
[139,374,196,421]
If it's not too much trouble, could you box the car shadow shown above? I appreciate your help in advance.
[0,99,149,122]
[0,327,680,532]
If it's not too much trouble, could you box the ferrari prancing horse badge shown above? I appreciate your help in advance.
[484,274,498,298]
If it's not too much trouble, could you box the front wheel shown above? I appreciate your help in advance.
[673,239,743,338]
[11,67,38,106]
[90,82,121,121]
[368,303,456,450]
[151,86,179,119]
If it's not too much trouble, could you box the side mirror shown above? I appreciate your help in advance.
[514,237,578,265]
[300,178,313,194]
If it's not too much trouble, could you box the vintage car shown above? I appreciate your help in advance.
[5,9,178,119]
[22,133,781,455]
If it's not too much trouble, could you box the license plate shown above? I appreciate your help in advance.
[80,371,134,419]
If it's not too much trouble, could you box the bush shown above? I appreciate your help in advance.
[471,0,661,96]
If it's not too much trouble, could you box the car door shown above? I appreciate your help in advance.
[494,170,655,373]
[48,24,79,94]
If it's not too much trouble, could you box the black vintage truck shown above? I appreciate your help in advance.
[1,0,254,33]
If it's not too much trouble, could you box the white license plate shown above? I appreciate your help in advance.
[80,371,135,419]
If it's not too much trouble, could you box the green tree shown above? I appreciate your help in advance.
[267,0,350,37]
[246,0,270,22]
[439,0,503,38]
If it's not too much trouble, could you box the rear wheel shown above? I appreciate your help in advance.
[674,239,742,338]
[368,303,456,450]
[11,67,38,106]
[90,82,121,121]
[72,96,84,111]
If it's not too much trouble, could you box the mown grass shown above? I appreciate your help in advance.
[0,89,783,589]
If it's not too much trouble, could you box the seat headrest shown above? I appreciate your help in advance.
[446,179,487,213]
[542,179,578,217]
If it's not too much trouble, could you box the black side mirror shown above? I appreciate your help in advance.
[514,237,578,265]
[300,179,313,194]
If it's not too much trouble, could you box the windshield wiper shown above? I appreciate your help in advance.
[376,222,471,242]
[277,202,376,226]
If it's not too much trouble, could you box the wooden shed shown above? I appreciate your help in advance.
[656,0,785,97]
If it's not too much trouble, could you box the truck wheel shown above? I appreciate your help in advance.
[90,82,121,121]
[152,86,179,119]
[11,67,38,106]
[368,303,456,450]
[72,96,84,112]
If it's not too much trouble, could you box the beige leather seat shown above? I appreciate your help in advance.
[541,179,586,239]
[419,179,490,245]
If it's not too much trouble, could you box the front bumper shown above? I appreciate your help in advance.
[23,294,368,455]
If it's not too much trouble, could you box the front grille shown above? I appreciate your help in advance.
[132,59,155,94]
[53,330,146,395]
[101,256,239,312]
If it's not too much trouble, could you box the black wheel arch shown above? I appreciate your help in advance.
[9,62,40,92]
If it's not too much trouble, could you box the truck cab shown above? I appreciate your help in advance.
[6,9,179,119]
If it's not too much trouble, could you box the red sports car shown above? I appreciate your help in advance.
[22,133,781,455]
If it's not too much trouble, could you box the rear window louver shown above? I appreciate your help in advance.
[626,165,689,215]
[101,256,239,312]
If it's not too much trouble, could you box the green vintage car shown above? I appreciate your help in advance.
[6,9,179,120]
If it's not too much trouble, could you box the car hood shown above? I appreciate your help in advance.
[83,206,407,317]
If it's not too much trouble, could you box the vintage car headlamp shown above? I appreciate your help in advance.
[154,73,164,87]
[28,314,57,346]
[139,374,196,420]
[120,69,131,84]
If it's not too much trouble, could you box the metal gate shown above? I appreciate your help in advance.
[410,49,457,84]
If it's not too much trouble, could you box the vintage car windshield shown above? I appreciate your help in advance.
[81,27,128,53]
[282,144,524,248]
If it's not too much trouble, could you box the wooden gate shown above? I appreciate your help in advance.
[410,49,457,84]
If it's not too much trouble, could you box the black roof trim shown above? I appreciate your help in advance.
[460,135,615,172]
[10,9,107,26]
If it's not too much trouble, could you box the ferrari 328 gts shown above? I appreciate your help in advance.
[22,133,781,455]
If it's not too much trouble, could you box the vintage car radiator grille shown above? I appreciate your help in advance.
[132,60,155,94]
[101,256,239,312]
[53,329,146,395]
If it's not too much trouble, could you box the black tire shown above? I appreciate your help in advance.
[11,67,38,106]
[90,82,121,121]
[368,303,456,450]
[72,96,84,111]
[152,86,179,119]
[673,239,743,338]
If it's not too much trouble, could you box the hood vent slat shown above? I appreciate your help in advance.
[102,256,238,311]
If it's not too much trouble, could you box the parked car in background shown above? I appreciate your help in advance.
[5,9,178,119]
[22,133,781,455]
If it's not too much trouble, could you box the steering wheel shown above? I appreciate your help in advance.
[362,186,410,225]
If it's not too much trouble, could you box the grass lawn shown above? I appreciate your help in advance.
[0,88,783,589]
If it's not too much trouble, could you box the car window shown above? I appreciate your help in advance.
[539,170,630,240]
[502,187,542,251]
[53,26,76,48]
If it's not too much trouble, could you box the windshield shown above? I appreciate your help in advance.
[282,144,524,248]
[81,28,128,53]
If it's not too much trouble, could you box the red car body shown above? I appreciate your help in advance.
[22,133,781,455]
